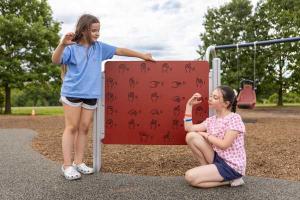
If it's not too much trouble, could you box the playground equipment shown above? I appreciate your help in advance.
[235,42,257,109]
[92,61,217,172]
[92,36,300,172]
[204,36,300,109]
[237,79,256,109]
[102,61,209,145]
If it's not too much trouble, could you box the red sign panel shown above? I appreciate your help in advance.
[102,61,209,145]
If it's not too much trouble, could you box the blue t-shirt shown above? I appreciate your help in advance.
[60,41,116,99]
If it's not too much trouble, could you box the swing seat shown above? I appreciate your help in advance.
[237,84,256,109]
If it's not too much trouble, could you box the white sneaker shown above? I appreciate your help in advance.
[230,177,245,187]
[72,162,94,175]
[61,165,81,180]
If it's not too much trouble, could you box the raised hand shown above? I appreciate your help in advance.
[61,32,76,46]
[187,93,203,106]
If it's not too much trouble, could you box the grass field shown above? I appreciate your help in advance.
[11,106,63,115]
[256,103,300,107]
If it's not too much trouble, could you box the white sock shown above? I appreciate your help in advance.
[230,177,245,187]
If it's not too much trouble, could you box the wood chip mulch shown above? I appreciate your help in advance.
[0,107,299,181]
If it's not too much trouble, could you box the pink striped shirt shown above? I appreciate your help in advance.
[203,113,246,175]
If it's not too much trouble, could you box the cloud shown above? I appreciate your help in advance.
[48,0,259,60]
[151,0,182,13]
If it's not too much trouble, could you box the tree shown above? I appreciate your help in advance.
[198,0,256,90]
[254,0,300,105]
[199,0,300,105]
[0,0,61,114]
[12,82,61,107]
[0,89,4,113]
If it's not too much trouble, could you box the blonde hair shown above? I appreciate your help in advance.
[61,65,67,80]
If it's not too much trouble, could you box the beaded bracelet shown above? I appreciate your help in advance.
[184,118,193,122]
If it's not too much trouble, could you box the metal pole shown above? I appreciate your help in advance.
[209,58,221,116]
[204,36,300,62]
[215,36,300,50]
[253,41,257,89]
[92,103,100,171]
[93,72,105,173]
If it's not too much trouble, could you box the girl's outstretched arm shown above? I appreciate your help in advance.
[115,48,155,61]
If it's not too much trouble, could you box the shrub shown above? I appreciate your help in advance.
[265,92,300,104]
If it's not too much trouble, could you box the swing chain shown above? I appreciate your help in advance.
[253,41,257,90]
[236,43,239,90]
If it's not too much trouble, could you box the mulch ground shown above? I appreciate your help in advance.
[0,107,299,181]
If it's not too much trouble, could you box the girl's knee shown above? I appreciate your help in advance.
[65,125,79,134]
[79,123,90,134]
[185,132,196,144]
[185,170,198,186]
[185,132,205,144]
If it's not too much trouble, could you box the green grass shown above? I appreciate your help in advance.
[256,103,300,107]
[11,106,63,115]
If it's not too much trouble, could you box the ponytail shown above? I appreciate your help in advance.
[217,85,237,113]
[231,96,237,113]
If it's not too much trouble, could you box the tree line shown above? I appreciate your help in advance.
[0,0,60,114]
[198,0,300,106]
[1,0,300,114]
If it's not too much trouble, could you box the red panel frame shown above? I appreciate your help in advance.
[102,61,209,145]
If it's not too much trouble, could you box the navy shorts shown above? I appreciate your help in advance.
[213,152,242,181]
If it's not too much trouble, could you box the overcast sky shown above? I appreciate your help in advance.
[48,0,259,61]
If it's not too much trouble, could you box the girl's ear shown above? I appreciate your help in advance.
[224,100,231,108]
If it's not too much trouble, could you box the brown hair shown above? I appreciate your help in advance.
[73,14,99,44]
[217,85,237,113]
[61,14,99,79]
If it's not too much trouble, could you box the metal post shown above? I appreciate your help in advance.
[209,70,212,96]
[212,58,221,88]
[93,72,105,173]
[92,105,100,171]
[209,58,221,116]
[209,69,213,116]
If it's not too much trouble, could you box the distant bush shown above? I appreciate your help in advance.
[265,92,300,104]
[284,92,300,103]
[11,84,61,107]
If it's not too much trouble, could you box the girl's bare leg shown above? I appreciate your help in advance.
[185,132,228,188]
[185,132,214,165]
[74,108,95,164]
[185,164,229,188]
[62,104,81,168]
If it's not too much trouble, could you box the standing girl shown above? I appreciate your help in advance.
[52,14,154,180]
[184,85,246,188]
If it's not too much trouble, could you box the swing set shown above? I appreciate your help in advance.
[204,36,300,109]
